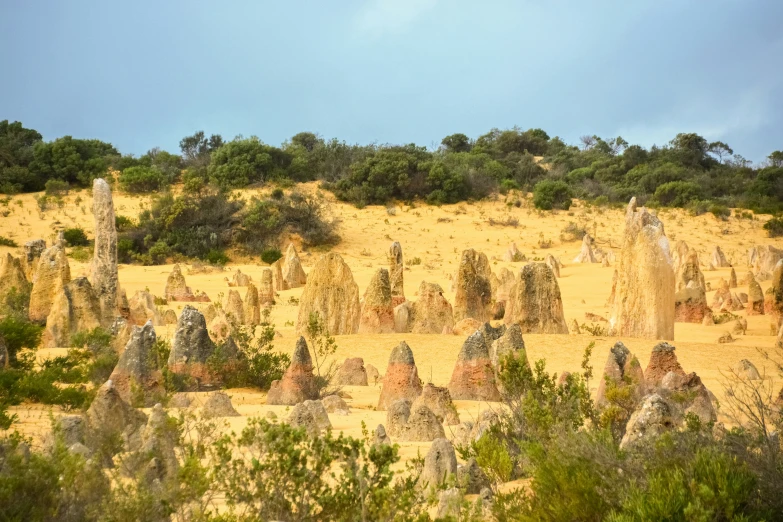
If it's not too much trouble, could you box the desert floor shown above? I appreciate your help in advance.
[3,183,782,465]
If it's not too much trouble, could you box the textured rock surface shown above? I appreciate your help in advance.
[302,399,332,431]
[90,178,118,326]
[22,239,46,279]
[202,391,241,419]
[282,244,307,289]
[165,265,209,302]
[373,424,391,445]
[399,404,445,441]
[674,251,711,323]
[224,289,245,324]
[168,305,218,387]
[504,263,568,334]
[546,254,561,278]
[296,253,360,335]
[270,257,285,291]
[411,383,459,425]
[448,331,501,401]
[377,341,423,410]
[44,277,101,348]
[109,321,163,406]
[573,234,598,263]
[127,290,161,326]
[334,357,369,386]
[0,253,30,303]
[711,245,730,268]
[747,275,765,315]
[84,380,147,453]
[321,395,350,414]
[266,337,319,405]
[420,438,457,489]
[29,243,71,322]
[645,342,686,389]
[259,269,275,306]
[764,261,783,319]
[453,249,492,323]
[729,267,738,288]
[410,282,454,334]
[595,341,645,407]
[388,241,405,306]
[458,458,491,494]
[490,323,529,372]
[359,268,395,333]
[608,198,675,340]
[386,399,412,437]
[232,269,251,287]
[734,359,761,380]
[244,283,261,325]
[162,308,178,325]
[503,242,525,262]
[366,363,381,385]
[748,245,783,278]
[620,394,673,449]
[453,317,482,336]
[287,402,322,436]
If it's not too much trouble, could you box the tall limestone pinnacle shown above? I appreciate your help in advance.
[90,178,118,326]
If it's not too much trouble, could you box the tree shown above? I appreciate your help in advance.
[441,133,471,153]
[179,130,223,167]
[28,136,117,187]
[580,135,597,150]
[207,137,291,190]
[533,179,573,210]
[290,132,322,152]
[708,141,734,164]
[769,150,783,168]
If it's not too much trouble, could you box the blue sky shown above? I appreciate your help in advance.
[1,0,781,161]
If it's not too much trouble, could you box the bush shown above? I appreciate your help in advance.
[44,178,69,196]
[653,181,702,207]
[561,221,588,241]
[261,247,282,264]
[203,248,229,266]
[0,315,43,366]
[114,215,134,231]
[62,227,89,246]
[763,217,783,237]
[119,165,165,193]
[0,235,18,247]
[533,180,573,210]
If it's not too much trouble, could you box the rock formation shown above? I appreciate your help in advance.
[573,234,598,263]
[504,263,568,334]
[29,242,71,322]
[407,282,454,334]
[729,267,738,288]
[458,458,491,494]
[162,309,177,325]
[748,245,783,279]
[0,253,30,302]
[164,265,209,302]
[764,260,783,319]
[644,342,686,389]
[109,321,163,406]
[282,244,307,289]
[453,249,492,323]
[359,268,395,333]
[546,254,561,278]
[388,241,405,306]
[373,424,391,445]
[490,323,528,373]
[244,283,260,325]
[270,257,285,291]
[366,364,380,385]
[448,331,501,401]
[620,394,673,449]
[44,277,101,348]
[232,269,251,287]
[608,198,675,340]
[671,240,690,272]
[453,317,482,336]
[386,399,412,437]
[201,391,241,419]
[322,395,350,414]
[595,342,645,407]
[377,341,423,410]
[267,337,319,405]
[711,246,730,268]
[674,251,711,323]
[296,253,360,335]
[411,383,459,425]
[22,239,46,279]
[334,357,369,386]
[224,289,245,324]
[491,267,516,319]
[747,275,765,315]
[399,405,445,442]
[259,268,275,305]
[127,290,161,326]
[84,380,147,453]
[168,305,218,387]
[420,438,457,490]
[287,401,330,435]
[503,243,525,262]
[90,178,118,326]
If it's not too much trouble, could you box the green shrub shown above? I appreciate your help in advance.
[119,165,165,193]
[44,178,69,196]
[271,187,284,200]
[114,215,134,231]
[62,227,89,246]
[67,246,91,263]
[0,315,43,366]
[0,235,18,247]
[203,248,229,266]
[533,180,573,210]
[763,217,783,237]
[261,247,282,264]
[653,181,702,207]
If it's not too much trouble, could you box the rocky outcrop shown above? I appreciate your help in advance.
[109,321,163,406]
[22,239,46,279]
[373,424,391,445]
[409,282,454,334]
[420,438,457,490]
[259,269,275,305]
[224,289,245,324]
[671,240,690,272]
[504,263,568,334]
[595,342,645,407]
[711,246,730,268]
[448,331,501,401]
[366,364,381,385]
[29,243,71,322]
[659,371,717,425]
[644,342,686,389]
[287,400,331,436]
[573,234,598,263]
[620,394,673,449]
[377,341,423,410]
[282,244,307,289]
[44,277,101,348]
[503,243,525,262]
[734,359,761,380]
[490,323,528,372]
[84,380,147,454]
[0,253,30,302]
[164,265,209,302]
[399,404,445,442]
[546,254,561,278]
[747,275,765,315]
[90,178,118,326]
[491,268,516,319]
[674,252,711,323]
[386,399,412,437]
[334,357,369,386]
[267,337,319,405]
[162,309,177,325]
[232,269,251,287]
[608,198,674,340]
[296,253,360,335]
[454,249,492,323]
[453,317,482,336]
[748,245,783,279]
[202,391,241,419]
[729,267,738,288]
[127,290,161,326]
[764,261,783,319]
[411,383,459,425]
[388,241,405,306]
[168,306,218,387]
[359,268,395,333]
[270,257,285,291]
[244,283,260,325]
[322,395,350,414]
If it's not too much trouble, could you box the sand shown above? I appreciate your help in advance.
[3,184,782,463]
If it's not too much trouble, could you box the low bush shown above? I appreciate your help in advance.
[62,227,89,247]
[0,235,17,247]
[44,178,69,196]
[763,216,783,237]
[260,247,282,264]
[119,165,165,193]
[533,180,572,210]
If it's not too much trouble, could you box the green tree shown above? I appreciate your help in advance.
[441,133,472,153]
[119,166,165,193]
[708,141,734,164]
[208,137,291,190]
[533,179,573,210]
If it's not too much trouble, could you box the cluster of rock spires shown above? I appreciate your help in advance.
[164,265,210,302]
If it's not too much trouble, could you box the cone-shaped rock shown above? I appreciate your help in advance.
[359,268,395,333]
[409,281,454,334]
[22,239,46,280]
[412,383,460,425]
[85,379,147,453]
[127,290,162,326]
[747,275,765,315]
[399,404,445,442]
[296,253,360,335]
[29,243,71,322]
[503,243,525,262]
[748,245,783,278]
[109,321,163,406]
[259,268,275,305]
[267,336,319,405]
[492,268,516,306]
[596,342,646,407]
[645,342,686,389]
[490,323,529,370]
[729,267,738,288]
[674,252,711,323]
[244,283,260,325]
[454,249,492,323]
[282,244,307,289]
[448,331,501,401]
[420,438,457,489]
[546,254,561,278]
[224,289,244,324]
[388,241,405,306]
[764,260,783,319]
[202,391,241,419]
[165,265,209,302]
[671,240,690,272]
[386,399,412,437]
[711,246,730,268]
[504,263,568,334]
[0,253,30,302]
[620,394,673,449]
[334,357,369,386]
[609,198,674,340]
[232,269,251,287]
[270,257,285,291]
[573,234,598,263]
[168,305,218,387]
[44,277,101,348]
[377,341,423,410]
[90,178,118,326]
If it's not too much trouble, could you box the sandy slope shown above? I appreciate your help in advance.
[3,183,783,463]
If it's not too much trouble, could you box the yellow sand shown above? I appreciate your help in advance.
[3,184,782,463]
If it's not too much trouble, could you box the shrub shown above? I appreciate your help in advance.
[709,203,731,220]
[271,187,285,200]
[203,248,229,266]
[763,217,783,237]
[68,246,91,263]
[0,235,18,247]
[261,247,282,264]
[62,227,89,246]
[115,215,134,231]
[0,315,43,366]
[119,165,165,193]
[533,180,573,210]
[653,181,702,207]
[44,178,69,196]
[561,221,588,241]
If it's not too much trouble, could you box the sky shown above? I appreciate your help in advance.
[1,0,782,162]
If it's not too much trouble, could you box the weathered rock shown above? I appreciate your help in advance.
[224,289,245,324]
[453,317,482,336]
[137,404,178,481]
[321,395,350,414]
[388,241,405,306]
[22,239,46,279]
[208,311,231,343]
[359,268,395,333]
[764,260,783,319]
[162,309,177,325]
[55,415,85,447]
[504,263,568,334]
[734,359,761,380]
[373,424,391,445]
[645,342,686,389]
[0,335,8,368]
[202,391,241,419]
[732,318,748,335]
[711,278,732,309]
[377,341,423,410]
[0,253,30,304]
[400,404,445,441]
[454,249,492,323]
[164,265,209,302]
[729,267,738,288]
[748,245,783,277]
[202,303,218,324]
[503,242,526,262]
[674,251,711,323]
[366,364,380,385]
[573,234,598,263]
[244,283,261,325]
[608,198,675,340]
[492,267,516,315]
[448,331,501,401]
[386,399,412,437]
[420,438,457,489]
[168,305,218,387]
[109,321,163,406]
[490,323,528,370]
[296,253,360,335]
[711,246,730,268]
[620,394,674,449]
[458,458,491,494]
[281,244,307,289]
[412,383,459,425]
[334,357,368,386]
[111,316,132,352]
[44,277,101,348]
[127,290,161,326]
[90,178,118,326]
[287,402,320,436]
[232,269,251,287]
[747,275,765,315]
[258,269,275,306]
[267,337,318,405]
[85,380,147,453]
[29,243,70,322]
[671,240,690,272]
[546,254,561,278]
[270,257,286,291]
[409,282,454,334]
[595,342,646,407]
[436,489,462,520]
[718,331,734,344]
[302,400,332,431]
[393,301,412,333]
[659,371,717,425]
